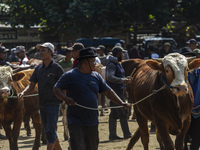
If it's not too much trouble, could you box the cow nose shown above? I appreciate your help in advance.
[173,85,188,96]
[0,89,10,98]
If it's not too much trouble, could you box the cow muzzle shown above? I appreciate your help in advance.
[171,84,188,96]
[0,88,10,98]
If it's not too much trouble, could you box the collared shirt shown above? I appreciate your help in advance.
[188,69,200,118]
[30,60,64,106]
[58,57,73,70]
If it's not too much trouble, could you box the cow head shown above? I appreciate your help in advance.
[146,53,200,96]
[0,66,25,98]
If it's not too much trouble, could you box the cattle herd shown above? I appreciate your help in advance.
[0,53,200,150]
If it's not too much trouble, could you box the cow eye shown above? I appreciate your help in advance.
[165,69,169,73]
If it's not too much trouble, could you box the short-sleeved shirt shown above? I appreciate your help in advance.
[30,60,64,106]
[55,68,110,126]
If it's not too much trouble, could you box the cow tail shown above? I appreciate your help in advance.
[126,127,140,150]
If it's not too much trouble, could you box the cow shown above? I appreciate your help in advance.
[126,53,200,150]
[0,66,42,150]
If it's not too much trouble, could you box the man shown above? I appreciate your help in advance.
[160,42,172,58]
[53,47,131,150]
[106,46,132,140]
[96,45,108,66]
[71,43,85,68]
[58,48,73,72]
[181,48,200,150]
[186,38,197,51]
[15,45,29,65]
[0,46,31,73]
[8,48,19,62]
[18,42,64,150]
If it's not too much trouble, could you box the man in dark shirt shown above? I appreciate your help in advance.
[0,46,14,68]
[18,42,64,150]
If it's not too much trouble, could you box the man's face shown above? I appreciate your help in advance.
[97,50,103,56]
[39,47,52,60]
[0,52,7,60]
[72,50,79,59]
[16,51,25,59]
[164,46,170,52]
[87,58,96,70]
[117,51,124,62]
[189,43,197,51]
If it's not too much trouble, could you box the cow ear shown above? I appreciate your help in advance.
[12,73,25,81]
[188,59,200,70]
[146,60,162,71]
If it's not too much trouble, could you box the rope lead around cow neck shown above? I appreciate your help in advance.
[75,85,167,111]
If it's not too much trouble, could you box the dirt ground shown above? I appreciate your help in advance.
[0,110,176,150]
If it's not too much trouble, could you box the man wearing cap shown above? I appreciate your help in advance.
[15,45,29,65]
[53,47,131,150]
[18,42,64,150]
[0,46,13,67]
[58,48,73,72]
[71,43,85,68]
[186,38,197,51]
[160,42,172,58]
[106,46,132,140]
[180,49,200,150]
[96,45,108,66]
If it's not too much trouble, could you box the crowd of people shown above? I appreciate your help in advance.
[0,38,199,150]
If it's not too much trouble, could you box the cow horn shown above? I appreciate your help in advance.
[152,58,163,63]
[186,56,196,63]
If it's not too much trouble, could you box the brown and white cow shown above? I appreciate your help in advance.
[126,53,200,150]
[0,66,42,150]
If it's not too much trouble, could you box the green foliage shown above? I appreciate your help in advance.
[5,0,200,39]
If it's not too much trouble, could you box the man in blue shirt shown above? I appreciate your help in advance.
[181,48,200,150]
[53,47,131,150]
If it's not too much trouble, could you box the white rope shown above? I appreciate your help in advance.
[9,93,38,99]
[75,85,167,110]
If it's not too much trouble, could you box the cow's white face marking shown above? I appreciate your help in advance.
[0,66,13,97]
[162,53,188,88]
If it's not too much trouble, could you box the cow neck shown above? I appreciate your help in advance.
[0,98,5,121]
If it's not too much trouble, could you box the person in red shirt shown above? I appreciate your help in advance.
[15,45,29,65]
[70,43,85,68]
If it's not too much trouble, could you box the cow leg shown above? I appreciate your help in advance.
[32,113,42,150]
[2,122,14,150]
[12,118,23,150]
[156,121,174,150]
[135,110,149,150]
[24,117,31,136]
[175,117,191,150]
[156,130,165,150]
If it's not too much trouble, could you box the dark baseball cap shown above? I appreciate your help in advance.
[70,43,85,51]
[0,46,9,53]
[112,46,127,56]
[186,39,197,45]
[96,45,105,51]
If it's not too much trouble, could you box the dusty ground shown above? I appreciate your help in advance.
[0,110,176,150]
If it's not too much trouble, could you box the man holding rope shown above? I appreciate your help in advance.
[18,42,64,150]
[53,47,131,150]
[106,46,132,140]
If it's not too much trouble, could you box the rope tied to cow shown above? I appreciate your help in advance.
[75,85,167,111]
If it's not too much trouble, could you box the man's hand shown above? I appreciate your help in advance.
[121,102,131,109]
[64,97,76,106]
[124,78,131,85]
[17,91,24,100]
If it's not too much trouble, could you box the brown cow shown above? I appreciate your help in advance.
[126,53,200,150]
[0,66,42,150]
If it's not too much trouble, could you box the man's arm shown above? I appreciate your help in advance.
[103,89,131,108]
[53,86,76,106]
[18,82,36,98]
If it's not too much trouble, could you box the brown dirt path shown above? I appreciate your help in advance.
[0,111,176,150]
